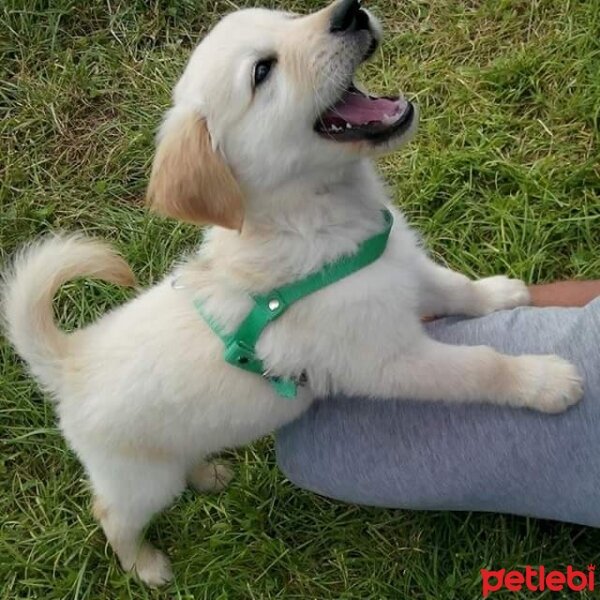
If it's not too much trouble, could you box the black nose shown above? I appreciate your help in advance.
[330,0,369,33]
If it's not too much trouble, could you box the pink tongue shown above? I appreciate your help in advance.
[326,91,406,125]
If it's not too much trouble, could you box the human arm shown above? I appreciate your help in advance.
[529,280,600,308]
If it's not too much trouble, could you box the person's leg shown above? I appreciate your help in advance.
[276,294,600,527]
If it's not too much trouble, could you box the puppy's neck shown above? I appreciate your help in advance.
[195,159,392,291]
[243,159,385,229]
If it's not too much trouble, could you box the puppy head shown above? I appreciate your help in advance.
[148,0,418,228]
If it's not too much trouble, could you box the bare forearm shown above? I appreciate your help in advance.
[528,280,600,308]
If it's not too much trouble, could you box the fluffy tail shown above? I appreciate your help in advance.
[2,234,135,393]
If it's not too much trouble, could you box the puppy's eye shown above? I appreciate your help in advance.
[253,58,275,87]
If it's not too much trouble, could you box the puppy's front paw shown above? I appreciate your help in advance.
[516,355,584,413]
[473,276,530,315]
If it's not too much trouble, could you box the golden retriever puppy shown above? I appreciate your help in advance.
[3,0,583,586]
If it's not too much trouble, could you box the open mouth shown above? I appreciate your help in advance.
[314,84,414,144]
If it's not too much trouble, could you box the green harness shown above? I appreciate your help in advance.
[194,209,393,399]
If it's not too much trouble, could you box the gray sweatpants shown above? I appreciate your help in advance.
[276,297,600,527]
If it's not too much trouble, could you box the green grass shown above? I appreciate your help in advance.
[1,0,600,597]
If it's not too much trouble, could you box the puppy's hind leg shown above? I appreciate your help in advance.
[88,454,186,587]
[188,461,233,493]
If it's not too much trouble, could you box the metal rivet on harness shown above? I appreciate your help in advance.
[268,298,280,311]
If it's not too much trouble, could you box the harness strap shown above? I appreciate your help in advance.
[195,209,393,398]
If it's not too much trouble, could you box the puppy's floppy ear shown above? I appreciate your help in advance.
[146,108,244,230]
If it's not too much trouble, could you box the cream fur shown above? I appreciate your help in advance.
[2,0,583,587]
[147,113,244,229]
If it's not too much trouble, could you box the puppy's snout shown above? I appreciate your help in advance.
[329,0,370,33]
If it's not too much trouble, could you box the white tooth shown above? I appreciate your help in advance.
[381,113,397,125]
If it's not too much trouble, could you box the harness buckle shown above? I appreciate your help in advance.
[224,340,262,373]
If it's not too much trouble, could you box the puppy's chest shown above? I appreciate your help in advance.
[256,254,421,380]
[191,223,423,393]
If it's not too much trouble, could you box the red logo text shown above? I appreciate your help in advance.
[481,565,595,597]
